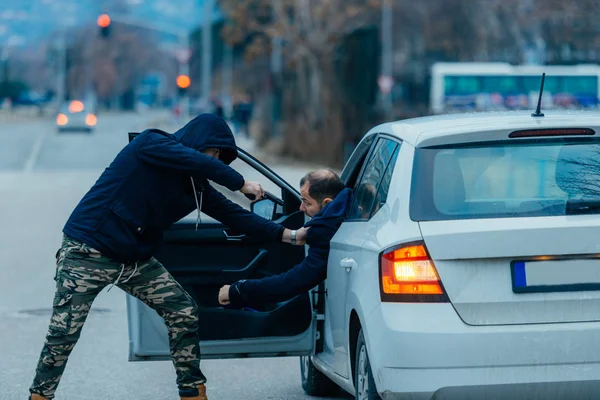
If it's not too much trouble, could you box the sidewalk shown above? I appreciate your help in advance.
[0,107,50,123]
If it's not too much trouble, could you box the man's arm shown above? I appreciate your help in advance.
[135,130,244,192]
[221,236,330,307]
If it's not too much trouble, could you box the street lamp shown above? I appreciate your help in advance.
[380,0,393,115]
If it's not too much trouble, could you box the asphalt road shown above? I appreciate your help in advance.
[0,112,350,400]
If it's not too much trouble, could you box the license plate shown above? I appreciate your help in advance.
[511,259,600,293]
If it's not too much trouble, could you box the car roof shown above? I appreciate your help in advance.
[368,110,600,147]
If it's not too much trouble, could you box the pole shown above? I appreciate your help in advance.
[270,0,283,136]
[179,35,190,120]
[84,26,95,106]
[56,32,66,110]
[221,44,233,117]
[381,0,393,114]
[0,47,7,83]
[202,0,214,111]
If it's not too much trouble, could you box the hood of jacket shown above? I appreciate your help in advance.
[173,113,238,165]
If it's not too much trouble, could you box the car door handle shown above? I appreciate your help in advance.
[222,249,268,274]
[340,258,357,272]
[223,230,245,241]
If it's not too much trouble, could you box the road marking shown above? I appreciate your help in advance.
[24,134,45,172]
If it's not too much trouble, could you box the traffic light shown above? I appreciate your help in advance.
[97,14,111,39]
[176,75,191,96]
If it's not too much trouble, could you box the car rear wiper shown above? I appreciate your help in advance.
[566,198,600,215]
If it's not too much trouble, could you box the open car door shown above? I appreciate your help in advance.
[126,133,315,361]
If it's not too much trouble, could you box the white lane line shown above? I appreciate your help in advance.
[23,134,46,172]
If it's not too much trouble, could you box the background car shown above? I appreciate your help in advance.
[56,100,97,133]
[126,112,600,399]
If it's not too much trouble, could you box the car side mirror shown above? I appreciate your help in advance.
[252,198,276,221]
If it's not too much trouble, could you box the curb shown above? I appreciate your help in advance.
[0,112,49,124]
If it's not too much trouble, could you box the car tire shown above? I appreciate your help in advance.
[355,330,381,400]
[300,356,339,396]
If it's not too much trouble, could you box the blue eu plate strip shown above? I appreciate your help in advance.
[513,262,527,287]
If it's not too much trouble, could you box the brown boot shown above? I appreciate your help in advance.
[179,384,208,400]
[29,395,49,400]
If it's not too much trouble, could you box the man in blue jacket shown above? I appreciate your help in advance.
[29,114,305,400]
[217,169,351,308]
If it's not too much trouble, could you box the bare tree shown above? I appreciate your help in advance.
[219,0,381,165]
[218,0,600,165]
[64,24,159,105]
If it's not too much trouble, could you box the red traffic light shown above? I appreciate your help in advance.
[97,14,111,28]
[176,75,191,89]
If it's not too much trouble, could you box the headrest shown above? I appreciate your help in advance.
[555,144,600,198]
[433,152,466,213]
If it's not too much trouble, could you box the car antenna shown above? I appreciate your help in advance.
[531,73,545,117]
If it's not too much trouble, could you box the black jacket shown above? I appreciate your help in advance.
[63,114,284,263]
[228,188,353,307]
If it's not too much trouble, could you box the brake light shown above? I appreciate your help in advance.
[56,113,68,126]
[509,128,595,138]
[379,242,448,302]
[68,100,84,113]
[86,114,97,126]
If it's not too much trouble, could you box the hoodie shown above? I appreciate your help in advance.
[63,114,284,264]
[228,187,353,307]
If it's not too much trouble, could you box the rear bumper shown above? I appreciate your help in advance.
[58,125,93,132]
[365,303,600,399]
[379,364,600,400]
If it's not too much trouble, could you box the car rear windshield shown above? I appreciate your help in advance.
[410,138,600,221]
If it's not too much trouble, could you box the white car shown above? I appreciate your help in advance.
[56,100,97,133]
[127,111,600,399]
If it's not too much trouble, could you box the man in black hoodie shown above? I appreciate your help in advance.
[28,114,305,400]
[217,170,351,309]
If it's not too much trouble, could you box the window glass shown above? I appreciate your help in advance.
[410,140,600,221]
[349,138,399,219]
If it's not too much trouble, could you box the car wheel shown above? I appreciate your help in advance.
[300,356,339,396]
[355,330,381,400]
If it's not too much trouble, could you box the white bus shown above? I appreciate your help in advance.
[430,62,600,114]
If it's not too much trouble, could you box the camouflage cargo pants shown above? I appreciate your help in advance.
[30,235,206,399]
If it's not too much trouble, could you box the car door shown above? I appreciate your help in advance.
[126,135,315,361]
[315,133,376,375]
[323,135,401,378]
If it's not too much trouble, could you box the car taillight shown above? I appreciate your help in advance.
[86,114,97,126]
[69,100,84,113]
[379,241,448,303]
[56,114,68,126]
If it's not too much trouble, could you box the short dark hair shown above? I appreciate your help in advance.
[300,170,346,203]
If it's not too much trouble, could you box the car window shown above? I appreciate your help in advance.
[181,157,284,223]
[212,157,283,210]
[348,138,399,220]
[410,139,600,221]
[341,133,377,188]
[371,144,400,218]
